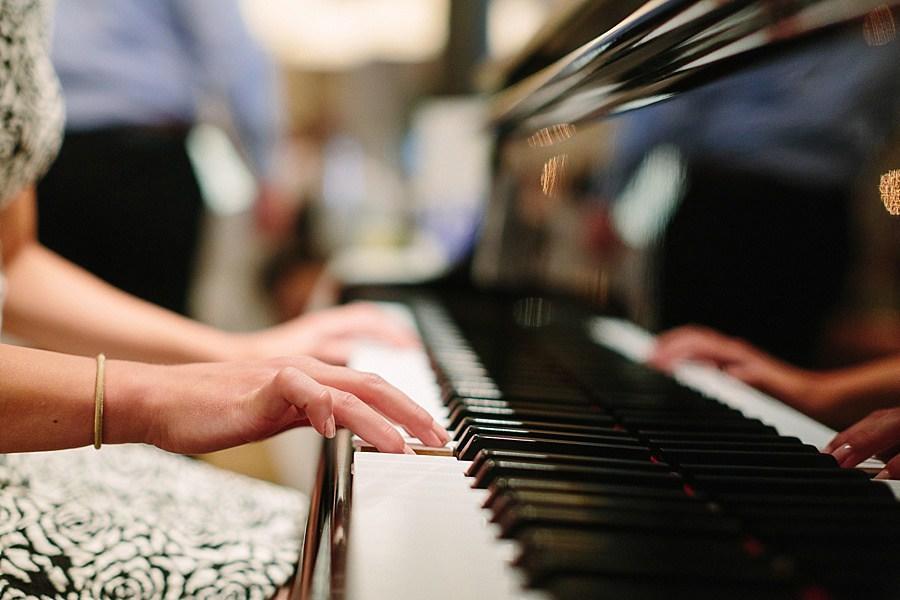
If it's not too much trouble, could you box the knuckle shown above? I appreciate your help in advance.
[379,424,405,452]
[335,391,358,412]
[361,371,386,388]
[274,367,300,389]
[413,405,432,427]
[313,387,333,410]
[295,355,321,369]
[888,460,900,477]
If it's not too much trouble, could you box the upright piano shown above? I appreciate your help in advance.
[291,2,900,599]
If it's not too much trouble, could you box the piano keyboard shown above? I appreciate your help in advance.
[344,300,900,600]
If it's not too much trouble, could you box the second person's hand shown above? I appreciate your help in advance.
[647,325,830,419]
[241,302,421,365]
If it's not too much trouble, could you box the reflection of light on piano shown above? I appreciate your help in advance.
[540,154,568,197]
[528,123,576,147]
[612,145,686,247]
[863,5,896,46]
[512,296,553,328]
[880,169,900,215]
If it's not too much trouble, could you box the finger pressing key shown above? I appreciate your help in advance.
[331,389,412,454]
[267,367,334,438]
[314,365,448,447]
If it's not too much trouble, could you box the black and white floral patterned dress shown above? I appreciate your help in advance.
[0,2,306,598]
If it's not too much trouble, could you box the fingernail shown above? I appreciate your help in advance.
[433,423,451,445]
[403,445,416,455]
[874,469,891,480]
[830,443,855,467]
[324,417,336,439]
[425,425,445,447]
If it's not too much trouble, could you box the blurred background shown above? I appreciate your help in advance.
[34,0,900,494]
[34,0,566,492]
[194,0,558,491]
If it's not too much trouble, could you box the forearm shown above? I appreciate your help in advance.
[3,242,240,363]
[0,344,148,452]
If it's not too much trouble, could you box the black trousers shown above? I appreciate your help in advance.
[37,128,204,315]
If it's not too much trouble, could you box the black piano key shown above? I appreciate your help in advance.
[411,296,900,600]
[452,417,636,441]
[456,434,654,462]
[441,381,502,401]
[615,407,748,420]
[488,489,712,518]
[591,391,727,409]
[645,431,793,443]
[743,514,900,542]
[627,417,777,433]
[484,478,695,510]
[717,494,900,519]
[515,530,790,586]
[446,405,615,430]
[466,449,669,478]
[690,475,885,497]
[778,542,900,575]
[720,493,900,511]
[494,504,741,538]
[682,465,868,480]
[544,575,795,600]
[455,425,643,451]
[498,384,589,402]
[447,397,596,412]
[653,440,811,452]
[471,458,683,489]
[661,449,836,468]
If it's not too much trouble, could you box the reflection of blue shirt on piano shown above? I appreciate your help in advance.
[606,29,900,195]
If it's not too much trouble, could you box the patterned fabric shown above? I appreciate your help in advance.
[0,0,63,210]
[0,3,306,597]
[0,0,64,332]
[0,446,306,599]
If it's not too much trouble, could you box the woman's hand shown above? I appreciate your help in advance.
[647,325,828,418]
[109,355,449,455]
[241,303,420,365]
[824,407,900,480]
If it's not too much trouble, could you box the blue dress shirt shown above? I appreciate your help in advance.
[51,0,279,175]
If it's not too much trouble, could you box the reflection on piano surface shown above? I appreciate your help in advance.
[292,1,900,599]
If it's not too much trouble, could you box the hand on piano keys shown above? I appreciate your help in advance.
[338,302,900,600]
[242,301,422,365]
[826,408,900,481]
[646,325,900,471]
[138,336,448,454]
[648,325,824,419]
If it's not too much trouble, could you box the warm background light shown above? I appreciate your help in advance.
[241,0,450,69]
[880,169,900,215]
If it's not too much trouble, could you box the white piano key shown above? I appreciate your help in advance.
[347,454,541,600]
[345,303,546,600]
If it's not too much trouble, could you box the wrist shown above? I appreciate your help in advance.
[102,359,160,445]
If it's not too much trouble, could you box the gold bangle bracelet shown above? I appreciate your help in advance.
[93,353,106,450]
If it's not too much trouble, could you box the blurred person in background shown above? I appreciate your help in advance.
[0,2,449,597]
[37,0,294,316]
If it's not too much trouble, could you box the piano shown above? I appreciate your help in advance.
[291,2,900,599]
